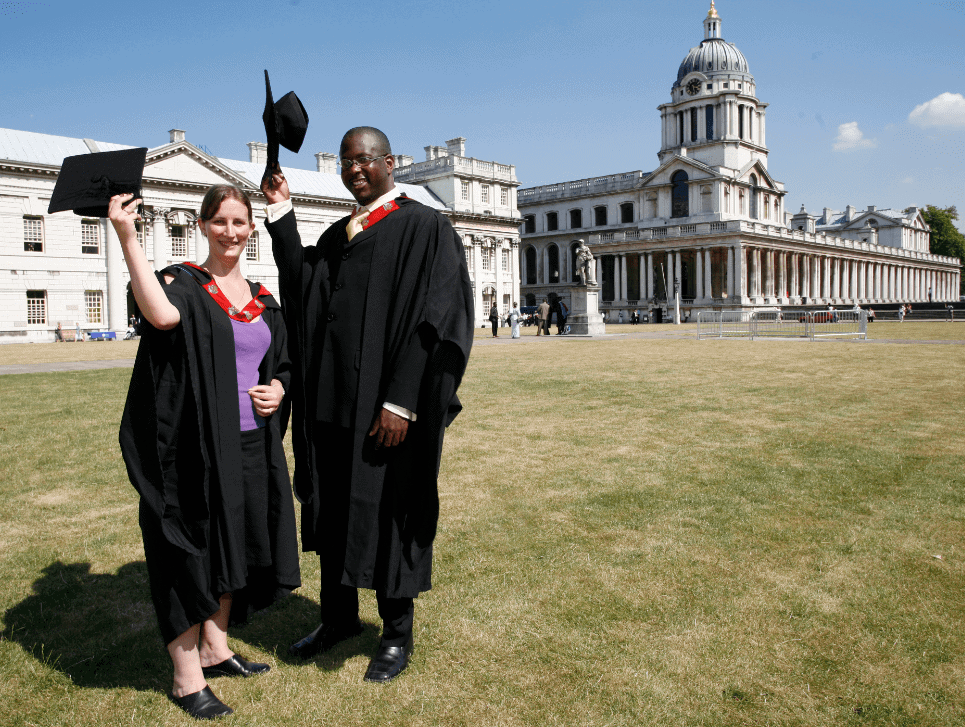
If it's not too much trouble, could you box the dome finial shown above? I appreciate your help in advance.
[708,0,719,19]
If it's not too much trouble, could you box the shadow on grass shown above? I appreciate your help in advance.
[2,560,379,691]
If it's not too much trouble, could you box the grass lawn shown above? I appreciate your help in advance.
[1,331,964,726]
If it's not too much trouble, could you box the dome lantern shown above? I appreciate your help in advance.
[705,1,721,39]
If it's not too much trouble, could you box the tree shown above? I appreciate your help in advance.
[923,205,965,294]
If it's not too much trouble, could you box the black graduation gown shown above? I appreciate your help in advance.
[266,195,473,598]
[119,265,301,642]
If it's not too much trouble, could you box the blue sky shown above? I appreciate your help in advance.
[2,0,964,223]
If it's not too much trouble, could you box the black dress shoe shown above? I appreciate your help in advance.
[363,637,413,683]
[202,653,270,678]
[288,619,364,659]
[169,685,233,720]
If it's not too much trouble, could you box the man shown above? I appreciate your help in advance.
[556,299,568,334]
[261,127,473,683]
[537,298,550,336]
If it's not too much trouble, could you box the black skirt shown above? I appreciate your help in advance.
[140,427,298,644]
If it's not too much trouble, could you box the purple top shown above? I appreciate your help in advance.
[231,317,271,431]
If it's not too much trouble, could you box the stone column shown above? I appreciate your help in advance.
[638,253,646,300]
[194,218,206,265]
[666,251,674,301]
[695,248,704,300]
[473,237,484,323]
[726,246,734,299]
[104,219,126,331]
[542,246,549,286]
[511,240,520,308]
[493,239,503,311]
[704,248,712,300]
[619,254,628,302]
[152,207,169,272]
[596,258,602,290]
[674,250,682,298]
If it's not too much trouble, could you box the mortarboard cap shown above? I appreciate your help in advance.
[48,147,148,217]
[262,69,309,176]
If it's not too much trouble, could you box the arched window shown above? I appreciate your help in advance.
[570,242,581,283]
[749,174,758,220]
[525,293,536,306]
[547,244,560,283]
[569,209,583,229]
[671,170,689,218]
[525,246,537,285]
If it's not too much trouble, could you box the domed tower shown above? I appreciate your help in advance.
[656,0,769,172]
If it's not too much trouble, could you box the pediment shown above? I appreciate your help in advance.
[640,154,718,187]
[844,212,895,230]
[737,160,778,190]
[145,142,252,189]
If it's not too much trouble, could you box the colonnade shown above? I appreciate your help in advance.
[596,244,960,306]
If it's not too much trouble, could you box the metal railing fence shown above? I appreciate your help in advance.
[697,310,867,341]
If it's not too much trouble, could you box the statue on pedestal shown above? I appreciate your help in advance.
[575,240,597,286]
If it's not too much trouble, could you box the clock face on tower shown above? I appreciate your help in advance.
[686,79,701,96]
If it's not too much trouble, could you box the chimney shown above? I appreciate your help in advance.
[823,207,834,224]
[169,129,185,143]
[845,204,856,222]
[247,141,267,164]
[316,152,337,174]
[867,205,877,212]
[396,154,413,167]
[446,137,466,157]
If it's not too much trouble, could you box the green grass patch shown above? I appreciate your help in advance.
[1,337,964,725]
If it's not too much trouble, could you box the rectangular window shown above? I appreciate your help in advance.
[706,105,714,140]
[81,220,100,254]
[500,187,508,206]
[524,215,535,234]
[570,209,582,229]
[738,105,744,139]
[23,217,44,252]
[481,248,491,271]
[85,290,103,324]
[620,202,634,223]
[170,225,187,258]
[465,247,472,270]
[481,184,490,204]
[461,180,470,201]
[594,206,607,226]
[547,212,558,231]
[26,290,47,325]
[135,221,148,249]
[246,230,259,261]
[690,108,698,141]
[501,249,509,272]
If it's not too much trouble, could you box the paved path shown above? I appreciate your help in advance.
[2,329,963,375]
[0,359,136,376]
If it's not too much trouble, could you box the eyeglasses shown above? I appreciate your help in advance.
[339,154,387,170]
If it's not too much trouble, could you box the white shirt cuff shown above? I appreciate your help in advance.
[383,402,417,422]
[265,199,293,223]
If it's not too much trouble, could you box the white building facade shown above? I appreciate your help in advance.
[0,129,519,342]
[518,2,960,317]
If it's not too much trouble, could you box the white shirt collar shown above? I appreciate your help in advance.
[357,186,399,215]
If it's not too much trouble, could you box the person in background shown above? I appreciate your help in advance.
[508,301,521,339]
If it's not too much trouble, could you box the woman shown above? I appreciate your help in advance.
[508,301,521,339]
[109,186,300,720]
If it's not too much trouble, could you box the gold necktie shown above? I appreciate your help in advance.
[346,208,370,241]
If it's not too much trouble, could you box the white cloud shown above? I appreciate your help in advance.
[833,122,877,152]
[908,92,965,128]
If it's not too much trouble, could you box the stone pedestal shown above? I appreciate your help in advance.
[567,285,606,335]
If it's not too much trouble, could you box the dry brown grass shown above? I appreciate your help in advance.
[1,335,964,725]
